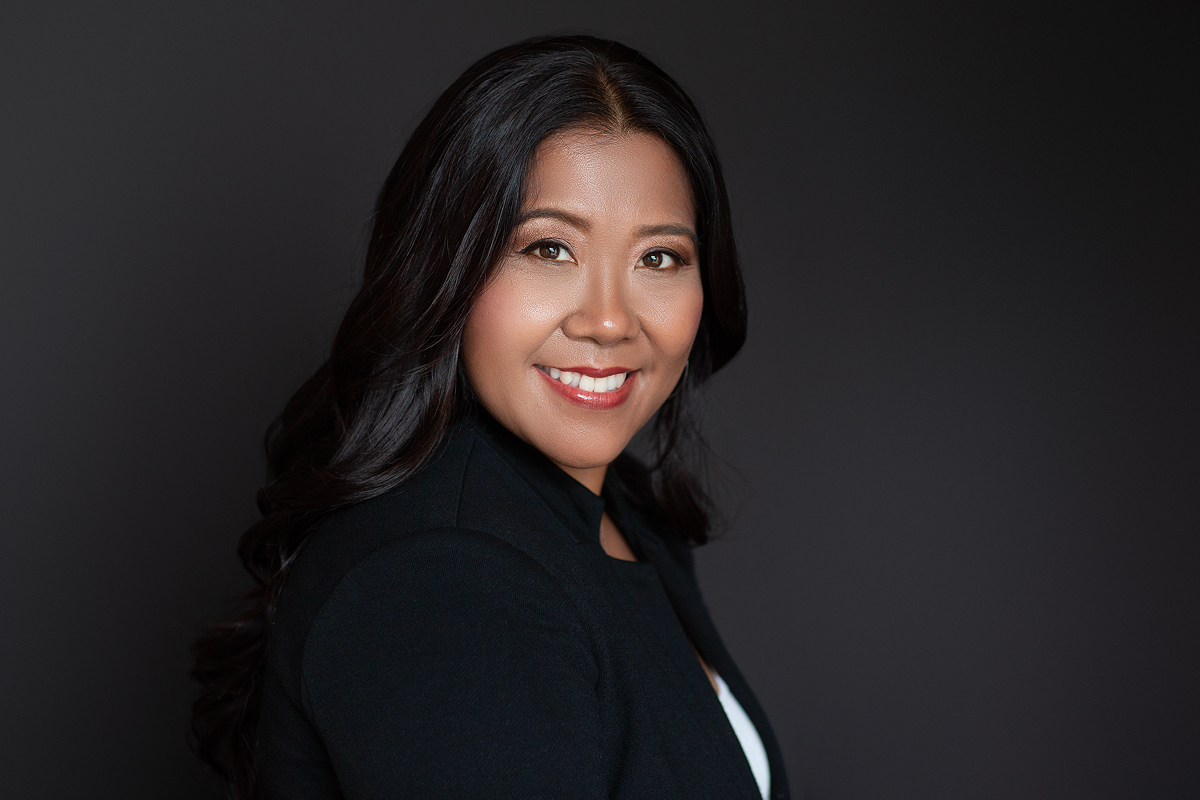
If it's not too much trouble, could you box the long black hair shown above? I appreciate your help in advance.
[191,34,747,798]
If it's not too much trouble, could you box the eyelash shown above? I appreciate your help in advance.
[520,239,687,270]
[521,239,573,262]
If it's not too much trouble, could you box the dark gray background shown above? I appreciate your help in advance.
[2,2,1195,798]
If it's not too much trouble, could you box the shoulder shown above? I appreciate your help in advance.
[310,524,583,633]
[267,518,595,741]
[269,427,477,638]
[266,419,592,682]
[260,521,604,797]
[288,525,604,798]
[303,524,588,676]
[300,523,590,683]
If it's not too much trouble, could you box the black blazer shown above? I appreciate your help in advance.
[257,412,791,799]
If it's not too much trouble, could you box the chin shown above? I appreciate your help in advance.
[546,445,625,471]
[534,433,628,472]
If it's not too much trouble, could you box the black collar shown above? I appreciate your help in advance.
[468,409,608,546]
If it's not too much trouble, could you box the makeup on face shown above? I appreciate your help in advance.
[462,130,704,493]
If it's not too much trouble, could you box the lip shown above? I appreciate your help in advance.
[535,366,637,410]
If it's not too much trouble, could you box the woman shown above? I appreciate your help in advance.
[193,35,789,800]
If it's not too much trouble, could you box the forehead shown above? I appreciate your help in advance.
[522,130,695,225]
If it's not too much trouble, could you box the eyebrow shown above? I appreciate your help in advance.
[637,223,699,248]
[516,208,591,230]
[516,208,699,248]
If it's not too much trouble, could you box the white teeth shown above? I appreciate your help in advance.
[540,366,629,393]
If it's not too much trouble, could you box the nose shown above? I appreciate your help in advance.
[561,269,639,346]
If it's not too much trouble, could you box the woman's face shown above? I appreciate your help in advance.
[463,130,704,493]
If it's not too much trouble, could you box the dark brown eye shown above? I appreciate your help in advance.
[638,250,679,269]
[531,242,571,262]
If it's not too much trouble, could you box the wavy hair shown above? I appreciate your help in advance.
[191,34,747,798]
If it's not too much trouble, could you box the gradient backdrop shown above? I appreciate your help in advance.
[2,2,1196,798]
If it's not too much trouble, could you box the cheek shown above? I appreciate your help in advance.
[463,270,565,384]
[641,277,705,362]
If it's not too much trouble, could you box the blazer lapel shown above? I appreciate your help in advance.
[588,548,763,799]
[614,504,792,800]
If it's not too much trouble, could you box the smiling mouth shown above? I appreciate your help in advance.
[535,365,631,394]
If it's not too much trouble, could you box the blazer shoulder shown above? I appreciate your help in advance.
[267,429,477,682]
[297,527,605,798]
[309,525,587,637]
[267,419,604,702]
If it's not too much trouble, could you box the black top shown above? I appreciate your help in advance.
[257,412,792,800]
